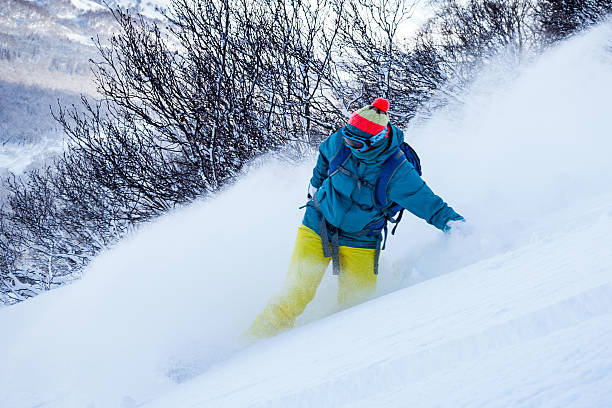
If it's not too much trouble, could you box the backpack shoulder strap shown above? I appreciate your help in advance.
[374,149,406,211]
[328,144,351,177]
[400,142,422,176]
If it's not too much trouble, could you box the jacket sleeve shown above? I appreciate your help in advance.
[309,133,336,188]
[387,163,462,231]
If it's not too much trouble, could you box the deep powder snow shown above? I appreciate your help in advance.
[1,21,611,408]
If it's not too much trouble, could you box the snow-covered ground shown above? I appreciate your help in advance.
[0,138,64,173]
[1,21,611,408]
[0,0,175,166]
[103,0,173,20]
[141,196,612,408]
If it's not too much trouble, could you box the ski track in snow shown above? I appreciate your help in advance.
[1,18,612,408]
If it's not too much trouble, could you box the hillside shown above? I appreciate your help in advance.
[0,0,169,168]
[1,19,611,408]
[142,195,612,407]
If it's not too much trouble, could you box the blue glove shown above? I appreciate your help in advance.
[444,216,473,236]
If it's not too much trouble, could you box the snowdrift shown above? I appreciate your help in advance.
[1,21,611,408]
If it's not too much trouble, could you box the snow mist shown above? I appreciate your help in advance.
[1,21,611,408]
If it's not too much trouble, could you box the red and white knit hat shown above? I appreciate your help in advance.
[345,97,390,139]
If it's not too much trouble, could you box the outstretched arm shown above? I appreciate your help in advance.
[387,163,463,231]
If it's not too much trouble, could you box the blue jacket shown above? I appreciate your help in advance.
[303,124,462,248]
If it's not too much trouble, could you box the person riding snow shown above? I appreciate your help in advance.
[245,97,464,339]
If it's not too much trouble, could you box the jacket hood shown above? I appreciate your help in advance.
[346,123,404,163]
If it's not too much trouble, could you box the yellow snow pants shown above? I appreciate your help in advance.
[245,224,377,339]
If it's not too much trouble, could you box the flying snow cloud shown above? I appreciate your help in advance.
[378,21,612,292]
[1,21,611,408]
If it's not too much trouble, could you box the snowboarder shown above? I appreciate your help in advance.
[245,97,464,339]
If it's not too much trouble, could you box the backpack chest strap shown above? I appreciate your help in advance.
[336,165,375,191]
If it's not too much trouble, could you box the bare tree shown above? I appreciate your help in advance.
[536,0,611,44]
[397,0,538,117]
[0,0,342,304]
[327,0,422,125]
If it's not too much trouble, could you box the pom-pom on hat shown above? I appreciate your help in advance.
[345,97,390,139]
[372,97,390,113]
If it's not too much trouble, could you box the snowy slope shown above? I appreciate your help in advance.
[91,0,173,19]
[0,0,168,169]
[26,0,171,19]
[1,20,611,408]
[0,138,64,173]
[141,196,612,408]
